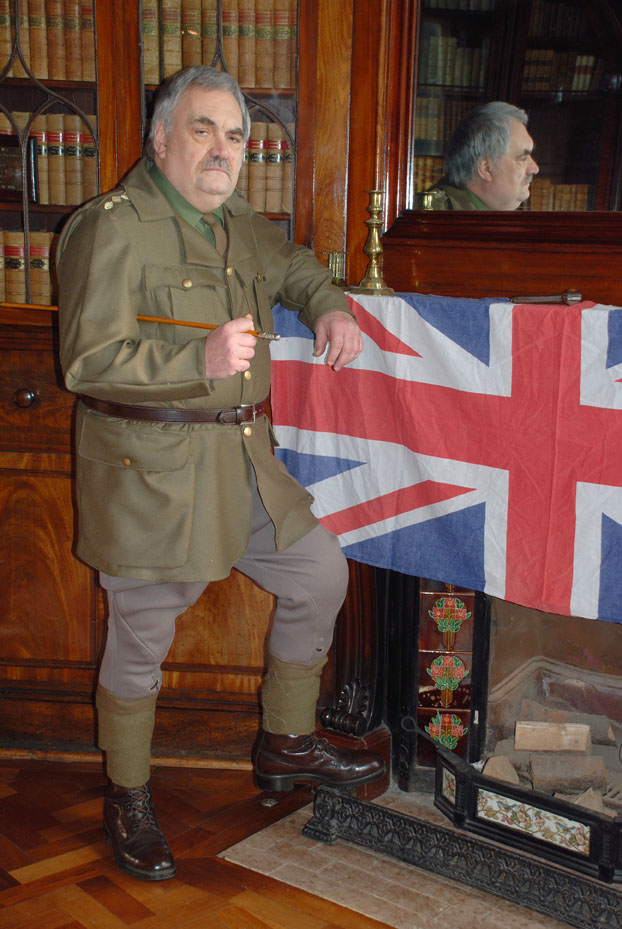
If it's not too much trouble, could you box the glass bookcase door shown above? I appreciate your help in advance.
[0,0,99,305]
[141,0,297,236]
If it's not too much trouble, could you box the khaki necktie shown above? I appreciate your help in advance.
[202,212,228,257]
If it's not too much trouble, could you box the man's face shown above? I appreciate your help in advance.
[152,86,245,212]
[483,120,539,210]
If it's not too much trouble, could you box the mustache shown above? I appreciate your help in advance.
[201,157,231,174]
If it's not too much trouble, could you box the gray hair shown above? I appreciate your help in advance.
[444,102,529,187]
[146,65,251,158]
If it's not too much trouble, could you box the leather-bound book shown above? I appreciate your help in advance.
[64,0,81,79]
[45,0,66,79]
[47,112,66,204]
[142,0,159,84]
[254,0,273,88]
[80,0,95,80]
[201,0,217,66]
[63,112,83,205]
[181,0,202,66]
[161,0,182,78]
[247,120,267,212]
[4,231,26,304]
[221,0,239,80]
[28,0,48,78]
[238,0,255,87]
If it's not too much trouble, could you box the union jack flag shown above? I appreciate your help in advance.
[270,293,622,622]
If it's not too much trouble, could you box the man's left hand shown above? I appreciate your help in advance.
[313,310,363,371]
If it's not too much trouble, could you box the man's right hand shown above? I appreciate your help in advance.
[204,314,257,379]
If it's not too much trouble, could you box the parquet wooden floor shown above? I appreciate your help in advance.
[0,760,392,929]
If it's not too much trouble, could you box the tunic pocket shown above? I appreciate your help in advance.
[76,412,195,569]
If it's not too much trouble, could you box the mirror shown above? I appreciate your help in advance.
[410,0,622,212]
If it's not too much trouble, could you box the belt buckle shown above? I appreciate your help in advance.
[238,403,256,424]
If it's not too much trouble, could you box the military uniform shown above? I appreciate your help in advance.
[425,177,489,210]
[57,158,353,582]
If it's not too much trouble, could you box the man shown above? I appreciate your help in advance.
[427,101,539,210]
[56,66,384,882]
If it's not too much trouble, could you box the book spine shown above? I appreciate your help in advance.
[161,0,182,78]
[13,3,32,78]
[29,231,53,305]
[181,0,202,67]
[247,120,267,212]
[31,114,49,204]
[4,231,26,304]
[28,0,48,78]
[81,115,97,200]
[63,112,83,205]
[237,143,249,198]
[264,121,284,213]
[64,0,81,79]
[46,0,66,79]
[80,1,95,80]
[289,0,296,88]
[221,0,239,80]
[142,0,160,84]
[238,0,255,87]
[273,1,290,89]
[47,112,66,204]
[0,0,11,75]
[255,0,274,88]
[201,0,217,68]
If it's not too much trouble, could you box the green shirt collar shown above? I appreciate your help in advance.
[147,161,224,233]
[466,188,489,210]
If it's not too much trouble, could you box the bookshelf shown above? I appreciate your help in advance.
[412,0,622,211]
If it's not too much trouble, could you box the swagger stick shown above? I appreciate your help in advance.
[0,302,281,341]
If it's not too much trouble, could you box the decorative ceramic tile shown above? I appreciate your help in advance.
[442,767,457,804]
[419,592,474,651]
[476,788,591,856]
[421,653,471,708]
[425,712,469,751]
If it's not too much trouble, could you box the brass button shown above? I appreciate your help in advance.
[244,370,251,380]
[182,278,193,289]
[256,273,263,282]
[243,426,252,437]
[226,266,233,277]
[122,457,131,467]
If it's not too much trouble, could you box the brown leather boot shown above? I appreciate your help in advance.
[254,732,386,791]
[103,782,176,881]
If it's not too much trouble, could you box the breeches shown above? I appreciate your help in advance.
[98,473,348,700]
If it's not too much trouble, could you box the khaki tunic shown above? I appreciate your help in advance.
[57,158,352,581]
[426,178,489,210]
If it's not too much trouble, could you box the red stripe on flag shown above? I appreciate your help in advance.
[348,296,422,357]
[321,480,474,535]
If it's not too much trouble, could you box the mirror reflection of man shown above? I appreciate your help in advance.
[426,101,539,211]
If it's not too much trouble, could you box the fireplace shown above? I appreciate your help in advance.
[313,568,622,927]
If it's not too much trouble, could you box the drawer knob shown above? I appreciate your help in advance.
[13,388,39,408]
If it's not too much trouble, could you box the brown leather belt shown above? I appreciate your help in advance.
[80,395,266,424]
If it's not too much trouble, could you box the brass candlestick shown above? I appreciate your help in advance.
[349,189,394,296]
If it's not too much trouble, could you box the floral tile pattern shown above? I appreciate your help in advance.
[476,788,591,856]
